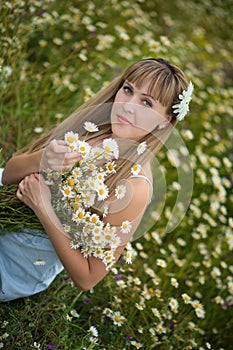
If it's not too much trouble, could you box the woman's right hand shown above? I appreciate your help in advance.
[42,139,81,171]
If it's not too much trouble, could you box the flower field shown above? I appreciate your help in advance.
[0,0,232,349]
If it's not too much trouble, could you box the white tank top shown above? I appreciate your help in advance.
[130,174,153,204]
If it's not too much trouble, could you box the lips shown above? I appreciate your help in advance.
[117,115,133,125]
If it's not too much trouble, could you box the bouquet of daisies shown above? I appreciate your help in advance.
[43,122,143,269]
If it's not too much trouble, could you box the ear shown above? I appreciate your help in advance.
[157,115,172,130]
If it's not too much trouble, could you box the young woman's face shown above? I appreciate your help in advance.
[111,80,171,140]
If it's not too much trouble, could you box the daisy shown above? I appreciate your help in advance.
[169,298,179,311]
[61,186,74,199]
[171,277,179,288]
[92,232,103,245]
[96,184,109,200]
[172,81,194,121]
[137,141,147,155]
[78,141,91,157]
[91,146,105,159]
[182,293,192,304]
[83,121,99,132]
[70,309,80,318]
[149,39,161,53]
[110,235,121,249]
[115,184,126,199]
[103,308,113,317]
[112,311,125,326]
[106,161,117,174]
[89,326,98,337]
[130,340,143,348]
[131,164,141,176]
[103,250,115,268]
[90,213,101,225]
[70,240,80,249]
[103,138,119,159]
[120,220,132,234]
[65,131,79,144]
[93,247,104,259]
[195,307,205,319]
[156,258,167,268]
[125,250,132,264]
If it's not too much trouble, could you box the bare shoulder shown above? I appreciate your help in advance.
[104,175,151,227]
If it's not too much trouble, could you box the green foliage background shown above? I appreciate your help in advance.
[0,0,232,349]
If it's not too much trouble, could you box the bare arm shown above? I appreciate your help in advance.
[2,140,81,185]
[2,150,43,185]
[16,173,150,291]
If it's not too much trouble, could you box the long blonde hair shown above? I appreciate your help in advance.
[22,58,188,200]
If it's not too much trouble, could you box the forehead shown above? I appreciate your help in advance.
[126,79,153,94]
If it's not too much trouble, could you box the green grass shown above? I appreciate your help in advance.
[0,0,232,349]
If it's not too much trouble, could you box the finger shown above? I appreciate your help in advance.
[16,187,23,201]
[49,139,69,153]
[66,151,81,159]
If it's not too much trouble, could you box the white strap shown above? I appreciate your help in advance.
[130,174,153,203]
[0,168,4,186]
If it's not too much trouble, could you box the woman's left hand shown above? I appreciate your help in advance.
[17,173,51,213]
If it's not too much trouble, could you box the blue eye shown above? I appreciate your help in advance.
[143,99,152,107]
[123,86,132,94]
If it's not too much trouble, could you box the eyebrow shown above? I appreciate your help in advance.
[125,80,156,101]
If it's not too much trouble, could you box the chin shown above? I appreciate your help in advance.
[112,124,146,140]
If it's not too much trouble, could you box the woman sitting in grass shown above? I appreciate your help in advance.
[0,58,193,301]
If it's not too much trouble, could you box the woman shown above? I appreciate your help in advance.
[0,58,193,301]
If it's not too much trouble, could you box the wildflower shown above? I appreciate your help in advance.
[160,35,170,46]
[103,138,119,158]
[33,126,44,134]
[115,184,127,199]
[195,307,205,319]
[78,141,91,157]
[33,259,46,266]
[156,258,167,268]
[65,131,79,145]
[103,308,112,317]
[97,184,109,200]
[149,40,160,52]
[39,40,47,48]
[70,309,80,318]
[182,293,192,304]
[181,129,194,140]
[89,326,98,337]
[83,121,99,132]
[137,141,147,155]
[112,311,125,326]
[106,161,117,173]
[151,308,161,318]
[130,340,143,348]
[188,321,197,331]
[171,278,179,288]
[131,164,141,176]
[169,298,179,313]
[70,240,80,249]
[121,220,132,234]
[172,81,194,121]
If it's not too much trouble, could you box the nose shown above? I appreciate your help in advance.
[122,101,137,115]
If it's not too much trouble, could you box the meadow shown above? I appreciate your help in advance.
[0,0,232,349]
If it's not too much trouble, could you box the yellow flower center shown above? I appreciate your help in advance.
[68,179,74,186]
[67,136,74,143]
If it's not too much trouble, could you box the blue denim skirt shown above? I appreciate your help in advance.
[0,229,64,302]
